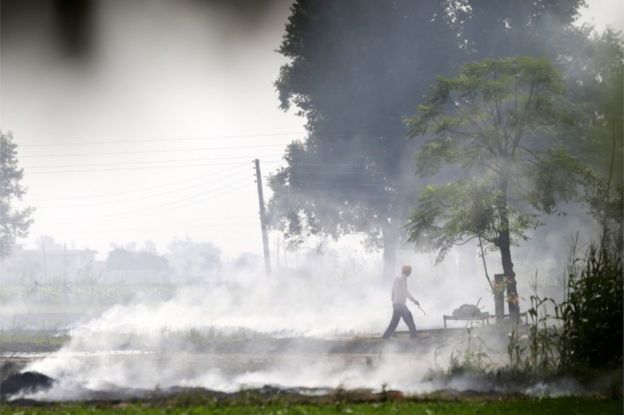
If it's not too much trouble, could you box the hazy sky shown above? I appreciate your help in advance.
[578,0,624,31]
[0,0,622,259]
[1,0,304,258]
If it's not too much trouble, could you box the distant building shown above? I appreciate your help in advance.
[0,244,98,284]
[103,248,170,284]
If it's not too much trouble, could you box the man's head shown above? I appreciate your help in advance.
[401,265,412,277]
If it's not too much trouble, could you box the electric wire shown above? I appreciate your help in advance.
[23,155,283,170]
[32,169,255,208]
[286,178,391,188]
[27,164,249,201]
[38,176,253,223]
[44,220,261,237]
[25,159,282,175]
[35,176,254,225]
[20,144,291,158]
[17,131,305,147]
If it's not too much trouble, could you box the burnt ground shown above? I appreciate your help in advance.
[0,325,509,354]
[0,326,511,385]
[7,325,616,404]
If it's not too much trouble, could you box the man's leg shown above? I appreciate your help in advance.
[400,306,417,338]
[382,306,401,339]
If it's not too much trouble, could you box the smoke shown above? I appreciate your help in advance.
[1,0,615,403]
[2,199,602,401]
[9,250,427,398]
[5,225,599,401]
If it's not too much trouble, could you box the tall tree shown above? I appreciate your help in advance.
[561,29,624,247]
[0,132,34,258]
[451,0,586,59]
[270,0,588,278]
[405,57,587,321]
[269,0,461,277]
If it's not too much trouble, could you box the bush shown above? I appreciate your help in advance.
[557,244,623,369]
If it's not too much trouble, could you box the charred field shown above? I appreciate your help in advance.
[1,326,622,411]
[1,0,623,413]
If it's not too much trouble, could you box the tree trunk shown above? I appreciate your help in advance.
[496,176,520,323]
[498,228,520,323]
[381,223,398,279]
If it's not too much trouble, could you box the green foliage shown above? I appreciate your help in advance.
[267,141,381,246]
[451,0,587,57]
[0,132,34,258]
[408,57,565,139]
[270,0,462,252]
[0,283,176,308]
[0,332,69,350]
[506,296,560,375]
[526,296,560,374]
[505,241,623,374]
[270,1,592,267]
[562,29,623,184]
[405,57,591,305]
[557,244,623,369]
[407,178,539,263]
[506,329,526,372]
[560,29,624,247]
[448,327,493,374]
[1,398,620,415]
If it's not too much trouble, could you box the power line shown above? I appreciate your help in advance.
[27,164,248,201]
[25,159,282,175]
[35,177,253,224]
[20,144,292,158]
[300,191,394,200]
[334,193,395,200]
[276,185,396,200]
[31,169,255,207]
[35,221,261,235]
[23,154,283,170]
[17,132,305,147]
[287,178,391,188]
[279,162,365,167]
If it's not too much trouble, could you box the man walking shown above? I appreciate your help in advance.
[382,265,419,339]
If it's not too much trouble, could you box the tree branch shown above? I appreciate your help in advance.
[454,235,479,246]
[517,144,543,164]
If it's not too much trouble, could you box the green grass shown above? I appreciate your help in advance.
[0,332,69,347]
[0,283,176,308]
[1,398,621,415]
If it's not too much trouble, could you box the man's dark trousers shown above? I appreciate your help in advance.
[382,303,417,338]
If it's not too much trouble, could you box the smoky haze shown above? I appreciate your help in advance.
[1,0,303,257]
[0,0,620,402]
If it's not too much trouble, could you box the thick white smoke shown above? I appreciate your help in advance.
[15,224,598,401]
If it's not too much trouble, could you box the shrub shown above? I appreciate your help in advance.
[557,244,623,369]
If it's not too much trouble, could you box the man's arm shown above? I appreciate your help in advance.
[407,289,419,306]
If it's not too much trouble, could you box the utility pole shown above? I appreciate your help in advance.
[254,159,271,276]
